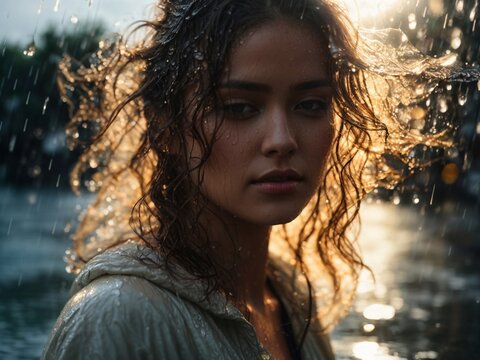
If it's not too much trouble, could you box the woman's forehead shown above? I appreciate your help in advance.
[222,19,331,84]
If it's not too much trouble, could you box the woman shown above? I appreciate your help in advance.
[43,0,464,359]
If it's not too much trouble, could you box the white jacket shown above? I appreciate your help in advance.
[42,241,335,359]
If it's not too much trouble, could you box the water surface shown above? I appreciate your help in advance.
[0,187,478,359]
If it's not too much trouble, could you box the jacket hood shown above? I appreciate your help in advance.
[71,240,245,321]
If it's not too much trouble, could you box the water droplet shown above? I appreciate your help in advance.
[438,97,448,113]
[450,28,462,49]
[29,165,42,178]
[429,184,436,205]
[363,323,375,332]
[412,194,420,205]
[42,97,50,115]
[70,15,79,24]
[89,159,98,169]
[37,0,43,14]
[53,0,60,12]
[469,6,477,21]
[442,13,449,29]
[23,42,36,57]
[392,193,401,205]
[408,13,417,30]
[9,135,16,152]
[193,50,204,61]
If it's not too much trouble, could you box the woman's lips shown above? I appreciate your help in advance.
[251,180,301,194]
[251,169,303,194]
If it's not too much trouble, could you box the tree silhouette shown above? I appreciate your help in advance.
[0,23,105,187]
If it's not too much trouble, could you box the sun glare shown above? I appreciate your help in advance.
[340,0,401,24]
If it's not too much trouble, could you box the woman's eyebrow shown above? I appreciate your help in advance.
[219,79,331,92]
[292,80,332,91]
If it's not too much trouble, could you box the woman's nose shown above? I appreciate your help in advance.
[261,108,298,157]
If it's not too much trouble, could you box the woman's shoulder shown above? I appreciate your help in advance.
[43,273,267,360]
[72,274,189,320]
[42,275,200,360]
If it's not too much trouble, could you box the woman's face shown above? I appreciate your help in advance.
[191,19,334,226]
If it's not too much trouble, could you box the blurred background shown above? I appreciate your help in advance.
[0,0,479,359]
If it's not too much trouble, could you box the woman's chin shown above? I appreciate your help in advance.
[260,210,302,226]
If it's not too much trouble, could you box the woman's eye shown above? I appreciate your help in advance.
[222,102,258,119]
[295,99,329,114]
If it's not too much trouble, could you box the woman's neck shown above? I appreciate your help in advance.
[201,208,272,313]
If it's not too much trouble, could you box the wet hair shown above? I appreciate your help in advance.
[59,0,463,345]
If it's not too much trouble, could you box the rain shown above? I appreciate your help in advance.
[0,0,479,359]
